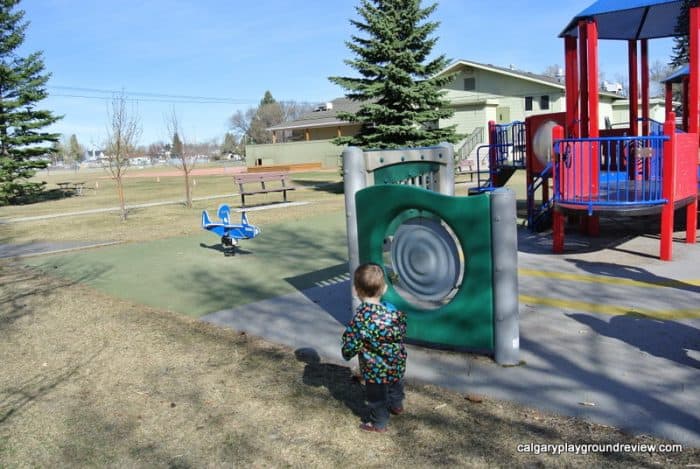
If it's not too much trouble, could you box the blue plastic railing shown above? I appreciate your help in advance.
[473,143,513,192]
[645,118,664,136]
[553,135,669,215]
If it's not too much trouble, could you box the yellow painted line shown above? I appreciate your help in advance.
[519,294,700,320]
[519,268,700,289]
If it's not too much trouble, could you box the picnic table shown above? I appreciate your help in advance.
[57,181,87,196]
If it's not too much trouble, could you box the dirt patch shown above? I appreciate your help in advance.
[1,261,697,467]
[101,166,247,179]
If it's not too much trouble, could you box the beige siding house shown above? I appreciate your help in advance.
[246,59,630,169]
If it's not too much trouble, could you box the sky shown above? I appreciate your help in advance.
[18,0,675,149]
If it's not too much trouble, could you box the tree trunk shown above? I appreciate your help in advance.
[116,177,127,220]
[184,170,192,208]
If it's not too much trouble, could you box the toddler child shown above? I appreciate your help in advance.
[341,263,407,432]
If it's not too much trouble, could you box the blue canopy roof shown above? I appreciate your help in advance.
[560,0,685,40]
[662,64,689,83]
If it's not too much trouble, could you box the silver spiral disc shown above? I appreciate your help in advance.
[390,218,461,302]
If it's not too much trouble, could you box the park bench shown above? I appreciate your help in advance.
[456,160,480,181]
[233,171,296,206]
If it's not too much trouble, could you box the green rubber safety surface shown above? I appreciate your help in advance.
[24,211,349,317]
[356,185,494,350]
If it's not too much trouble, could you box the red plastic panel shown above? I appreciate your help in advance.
[674,133,699,200]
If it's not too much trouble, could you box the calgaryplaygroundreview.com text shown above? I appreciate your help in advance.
[516,442,683,456]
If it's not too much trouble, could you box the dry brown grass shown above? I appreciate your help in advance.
[1,261,698,467]
[0,169,344,245]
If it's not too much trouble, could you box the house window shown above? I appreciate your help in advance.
[525,96,533,111]
[540,95,550,110]
[463,77,475,91]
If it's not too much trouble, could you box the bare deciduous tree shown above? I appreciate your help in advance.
[649,60,673,97]
[541,64,563,78]
[104,91,141,221]
[166,110,197,208]
[229,92,316,145]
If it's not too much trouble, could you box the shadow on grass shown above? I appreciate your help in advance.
[0,262,112,330]
[198,242,253,257]
[8,188,67,205]
[391,390,673,467]
[291,180,344,194]
[295,347,365,419]
[0,345,104,425]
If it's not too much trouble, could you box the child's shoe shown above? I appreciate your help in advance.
[359,422,387,433]
[390,406,404,415]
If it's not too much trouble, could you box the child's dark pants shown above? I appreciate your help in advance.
[365,380,405,429]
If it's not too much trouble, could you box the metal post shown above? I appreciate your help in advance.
[565,35,579,138]
[436,142,455,196]
[490,188,519,365]
[343,146,367,310]
[660,113,676,261]
[628,40,639,137]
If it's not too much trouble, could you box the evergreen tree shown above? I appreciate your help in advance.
[260,90,276,106]
[49,138,63,166]
[0,0,61,204]
[67,134,83,164]
[670,0,693,68]
[329,0,459,149]
[171,132,183,157]
[220,132,239,157]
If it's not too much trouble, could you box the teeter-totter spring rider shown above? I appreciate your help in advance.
[343,144,520,365]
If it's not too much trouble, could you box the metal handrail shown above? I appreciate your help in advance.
[455,127,484,162]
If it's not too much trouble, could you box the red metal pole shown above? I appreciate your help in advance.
[565,36,579,138]
[587,22,599,139]
[579,21,589,138]
[687,195,698,244]
[683,77,690,132]
[665,82,673,126]
[641,39,650,136]
[687,7,699,244]
[660,113,677,261]
[488,120,497,187]
[684,6,700,243]
[689,6,700,135]
[628,40,639,137]
[552,125,565,253]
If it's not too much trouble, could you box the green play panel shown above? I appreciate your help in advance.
[25,211,348,317]
[356,185,494,349]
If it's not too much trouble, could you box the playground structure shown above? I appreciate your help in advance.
[343,144,519,365]
[470,0,699,261]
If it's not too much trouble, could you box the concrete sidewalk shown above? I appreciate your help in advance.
[203,230,700,446]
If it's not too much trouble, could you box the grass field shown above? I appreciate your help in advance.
[1,164,698,466]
